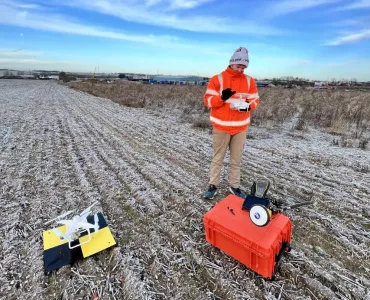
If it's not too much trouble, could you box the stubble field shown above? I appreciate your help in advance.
[0,79,369,300]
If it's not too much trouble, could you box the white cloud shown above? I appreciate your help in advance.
[326,15,370,29]
[324,59,369,67]
[266,0,345,16]
[324,30,370,45]
[168,0,215,10]
[146,0,215,10]
[40,0,286,35]
[0,58,72,64]
[0,48,70,67]
[0,3,237,58]
[335,0,370,10]
[0,4,173,43]
[14,3,40,9]
[0,49,44,56]
[1,0,41,10]
[254,55,311,65]
[328,19,363,27]
[145,0,165,7]
[0,2,286,58]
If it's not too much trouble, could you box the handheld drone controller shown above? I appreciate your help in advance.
[230,101,250,111]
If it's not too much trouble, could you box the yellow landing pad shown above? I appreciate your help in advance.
[43,225,68,250]
[80,227,116,258]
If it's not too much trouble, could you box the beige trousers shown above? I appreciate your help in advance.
[209,128,247,188]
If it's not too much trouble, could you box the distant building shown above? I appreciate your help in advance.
[20,75,36,79]
[314,81,328,89]
[39,75,59,80]
[0,69,19,77]
[132,74,152,80]
[119,74,152,80]
[149,75,208,85]
[256,81,270,87]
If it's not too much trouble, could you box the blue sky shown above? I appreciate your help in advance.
[0,0,370,80]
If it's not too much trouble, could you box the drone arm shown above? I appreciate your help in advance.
[52,228,73,242]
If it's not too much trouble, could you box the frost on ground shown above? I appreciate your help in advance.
[0,80,369,300]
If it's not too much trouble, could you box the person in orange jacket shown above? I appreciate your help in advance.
[203,47,259,199]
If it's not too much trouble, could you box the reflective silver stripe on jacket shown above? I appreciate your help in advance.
[217,73,223,94]
[207,96,213,107]
[206,89,219,96]
[210,116,250,127]
[245,92,259,99]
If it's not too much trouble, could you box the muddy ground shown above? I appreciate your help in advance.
[0,80,369,300]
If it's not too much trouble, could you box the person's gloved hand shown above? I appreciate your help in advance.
[221,88,236,101]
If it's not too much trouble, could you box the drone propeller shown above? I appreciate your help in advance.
[73,220,96,229]
[52,228,73,242]
[57,219,96,229]
[79,201,99,217]
[56,219,76,226]
[44,210,75,225]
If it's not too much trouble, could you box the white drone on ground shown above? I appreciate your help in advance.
[45,202,100,249]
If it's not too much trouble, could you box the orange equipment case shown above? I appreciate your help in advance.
[203,194,292,279]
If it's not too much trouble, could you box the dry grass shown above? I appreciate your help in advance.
[68,80,370,139]
[69,80,205,110]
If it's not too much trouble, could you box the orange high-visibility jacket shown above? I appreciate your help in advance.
[204,67,259,135]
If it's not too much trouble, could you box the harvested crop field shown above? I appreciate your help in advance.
[0,79,369,300]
